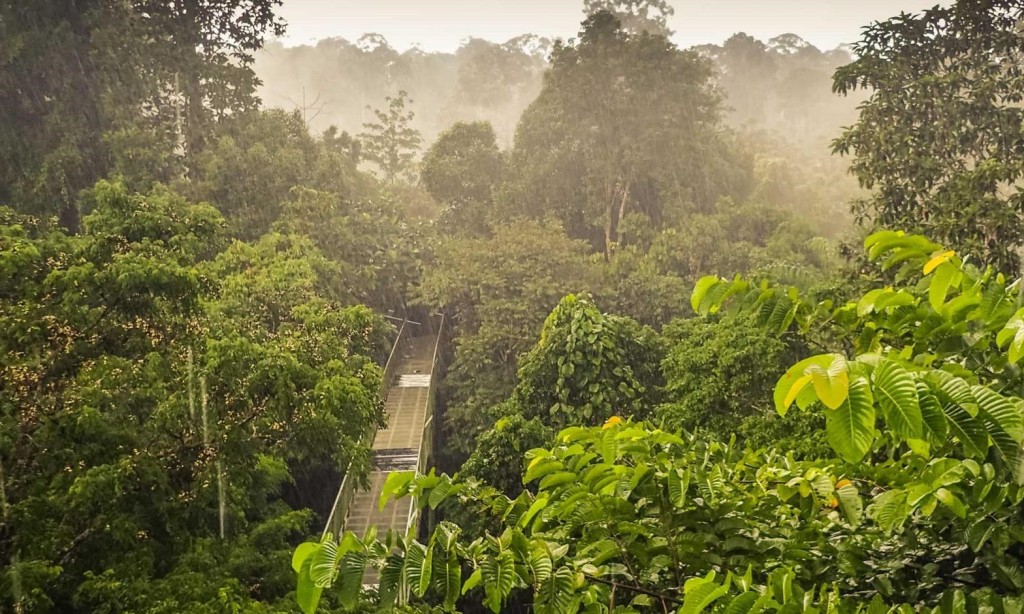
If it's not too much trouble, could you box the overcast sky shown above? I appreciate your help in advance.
[276,1,947,51]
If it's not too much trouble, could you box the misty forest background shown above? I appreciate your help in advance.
[4,0,1024,613]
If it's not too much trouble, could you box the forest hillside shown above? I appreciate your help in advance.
[3,1,1024,613]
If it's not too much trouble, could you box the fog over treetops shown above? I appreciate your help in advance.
[254,30,865,149]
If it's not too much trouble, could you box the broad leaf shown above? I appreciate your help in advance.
[809,354,849,410]
[481,550,517,613]
[297,557,324,614]
[836,482,863,525]
[873,359,923,442]
[774,354,835,415]
[682,572,729,614]
[292,542,317,574]
[825,376,875,463]
[310,539,339,588]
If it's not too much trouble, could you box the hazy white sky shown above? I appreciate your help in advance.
[276,1,947,51]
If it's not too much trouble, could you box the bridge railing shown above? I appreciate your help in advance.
[406,314,444,537]
[322,318,410,540]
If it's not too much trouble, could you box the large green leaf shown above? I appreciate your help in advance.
[941,402,989,459]
[462,567,483,595]
[292,542,317,574]
[765,292,797,335]
[682,572,729,614]
[442,551,462,611]
[934,487,967,519]
[933,373,979,417]
[836,482,863,526]
[403,541,432,598]
[856,288,887,317]
[977,279,1012,321]
[974,386,1023,473]
[872,359,922,442]
[481,549,516,613]
[310,539,339,588]
[667,467,690,508]
[973,386,1024,442]
[337,552,367,610]
[939,589,967,614]
[380,471,416,509]
[691,276,722,313]
[929,261,957,311]
[535,566,576,614]
[724,591,768,614]
[825,376,875,463]
[518,493,549,529]
[297,557,324,614]
[865,230,909,261]
[917,382,949,444]
[869,489,909,533]
[525,547,553,586]
[997,311,1024,364]
[378,553,406,607]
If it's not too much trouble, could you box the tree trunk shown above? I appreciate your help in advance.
[615,179,632,246]
[604,183,617,261]
[604,179,631,259]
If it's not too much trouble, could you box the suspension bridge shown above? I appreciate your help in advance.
[320,314,444,582]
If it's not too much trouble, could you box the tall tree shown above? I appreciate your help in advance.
[442,38,547,143]
[184,109,366,239]
[420,121,504,235]
[832,0,1024,271]
[506,11,749,257]
[583,0,674,36]
[359,90,423,184]
[0,0,284,228]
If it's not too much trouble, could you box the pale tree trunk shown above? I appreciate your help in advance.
[616,179,632,245]
[604,183,617,261]
[604,179,632,259]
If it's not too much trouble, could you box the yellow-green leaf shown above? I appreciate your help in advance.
[774,354,835,415]
[783,374,813,409]
[292,542,317,574]
[923,250,955,275]
[810,354,849,410]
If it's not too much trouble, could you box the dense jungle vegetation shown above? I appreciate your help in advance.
[3,0,1024,613]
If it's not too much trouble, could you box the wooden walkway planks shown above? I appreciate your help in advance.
[344,333,436,544]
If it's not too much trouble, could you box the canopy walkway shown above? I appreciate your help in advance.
[321,315,443,583]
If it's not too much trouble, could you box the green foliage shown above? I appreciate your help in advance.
[504,11,750,255]
[417,220,597,462]
[301,416,1024,612]
[657,314,821,452]
[360,90,423,185]
[0,181,388,612]
[460,412,554,497]
[0,0,285,227]
[832,0,1024,271]
[420,121,504,236]
[185,109,368,239]
[513,294,664,428]
[273,186,426,311]
[648,200,837,284]
[293,228,1024,613]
